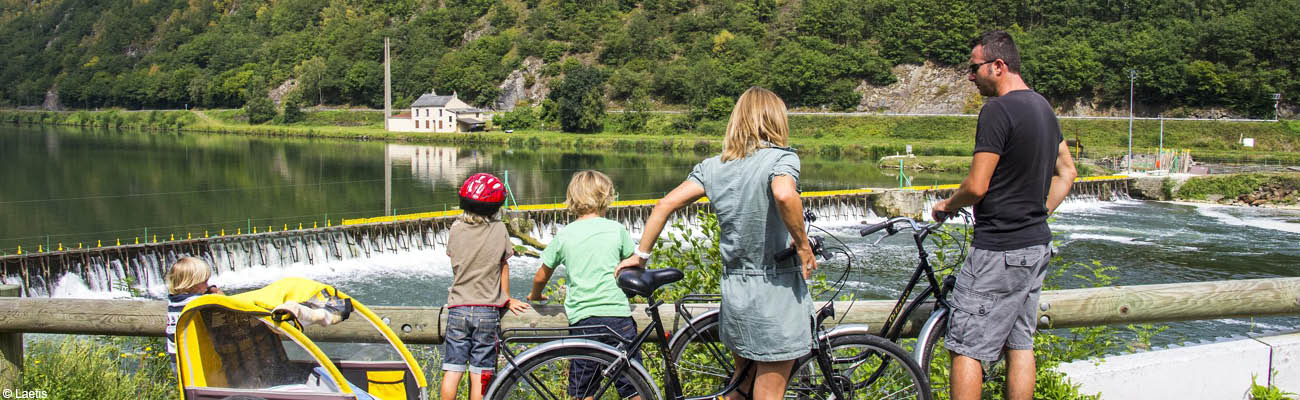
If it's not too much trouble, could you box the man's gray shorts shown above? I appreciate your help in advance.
[945,244,1053,362]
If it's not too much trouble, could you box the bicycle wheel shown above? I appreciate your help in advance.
[920,313,1008,399]
[489,345,659,400]
[788,333,932,400]
[665,311,736,397]
[919,312,951,399]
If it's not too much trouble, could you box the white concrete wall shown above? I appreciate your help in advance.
[386,118,413,132]
[1256,332,1300,394]
[1057,332,1300,400]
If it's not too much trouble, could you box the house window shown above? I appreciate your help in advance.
[439,121,443,129]
[439,109,443,117]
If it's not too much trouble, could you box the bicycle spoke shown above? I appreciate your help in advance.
[521,363,563,400]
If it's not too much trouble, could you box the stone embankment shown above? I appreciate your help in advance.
[1128,172,1299,207]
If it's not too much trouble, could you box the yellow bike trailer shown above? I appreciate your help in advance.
[174,277,428,400]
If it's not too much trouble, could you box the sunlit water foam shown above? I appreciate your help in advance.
[1182,202,1300,235]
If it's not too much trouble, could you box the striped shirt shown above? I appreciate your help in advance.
[166,293,201,356]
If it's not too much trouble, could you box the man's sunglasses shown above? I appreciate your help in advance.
[968,59,997,75]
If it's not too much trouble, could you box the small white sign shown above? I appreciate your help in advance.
[1243,138,1255,147]
[906,145,913,154]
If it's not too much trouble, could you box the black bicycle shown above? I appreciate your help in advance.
[661,211,934,399]
[855,209,974,396]
[486,236,930,399]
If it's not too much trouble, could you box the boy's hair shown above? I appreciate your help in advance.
[564,170,616,216]
[722,87,789,162]
[167,257,211,295]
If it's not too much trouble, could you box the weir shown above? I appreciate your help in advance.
[0,176,1131,297]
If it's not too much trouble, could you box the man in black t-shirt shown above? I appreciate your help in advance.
[931,30,1077,400]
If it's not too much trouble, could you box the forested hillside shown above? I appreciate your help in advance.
[1,0,1295,117]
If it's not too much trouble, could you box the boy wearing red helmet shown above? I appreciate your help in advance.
[441,173,530,400]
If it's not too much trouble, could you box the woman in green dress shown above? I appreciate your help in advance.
[617,87,817,399]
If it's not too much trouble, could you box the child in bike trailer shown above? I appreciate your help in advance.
[165,257,223,367]
[441,173,530,400]
[528,170,644,399]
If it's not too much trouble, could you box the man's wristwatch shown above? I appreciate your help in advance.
[633,247,652,261]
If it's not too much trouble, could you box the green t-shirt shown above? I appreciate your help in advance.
[540,217,636,324]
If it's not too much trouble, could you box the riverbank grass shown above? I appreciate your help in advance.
[1176,172,1300,204]
[23,336,176,400]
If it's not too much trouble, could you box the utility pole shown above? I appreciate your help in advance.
[1128,69,1136,171]
[384,37,391,131]
[1159,115,1164,171]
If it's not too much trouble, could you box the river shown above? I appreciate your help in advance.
[4,125,1298,348]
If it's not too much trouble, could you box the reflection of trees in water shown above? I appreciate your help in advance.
[0,126,963,251]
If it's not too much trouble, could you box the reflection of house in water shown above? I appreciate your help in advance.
[387,145,493,187]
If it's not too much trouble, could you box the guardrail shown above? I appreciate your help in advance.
[1,277,1296,388]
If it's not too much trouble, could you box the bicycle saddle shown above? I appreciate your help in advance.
[617,267,684,298]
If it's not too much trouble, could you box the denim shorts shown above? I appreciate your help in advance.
[442,306,502,374]
[946,245,1053,362]
[567,316,640,398]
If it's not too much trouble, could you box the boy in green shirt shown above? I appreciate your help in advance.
[528,170,642,399]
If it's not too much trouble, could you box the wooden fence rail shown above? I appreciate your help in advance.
[1,277,1296,344]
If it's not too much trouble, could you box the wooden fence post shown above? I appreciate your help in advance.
[0,284,21,391]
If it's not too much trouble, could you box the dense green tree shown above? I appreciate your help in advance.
[493,105,539,130]
[704,96,734,120]
[548,65,606,132]
[245,96,277,124]
[0,0,1294,115]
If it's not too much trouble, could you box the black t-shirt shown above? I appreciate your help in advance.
[971,90,1062,251]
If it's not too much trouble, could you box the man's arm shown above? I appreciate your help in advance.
[932,152,1000,219]
[1046,140,1077,214]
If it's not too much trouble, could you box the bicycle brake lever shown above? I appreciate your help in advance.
[872,234,889,246]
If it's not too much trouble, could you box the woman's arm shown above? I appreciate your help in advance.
[615,180,706,274]
[772,175,816,279]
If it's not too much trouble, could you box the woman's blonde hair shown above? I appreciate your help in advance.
[722,87,789,161]
[167,257,211,295]
[564,170,616,216]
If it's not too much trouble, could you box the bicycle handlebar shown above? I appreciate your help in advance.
[859,209,967,238]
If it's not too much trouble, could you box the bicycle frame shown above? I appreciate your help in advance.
[873,220,961,361]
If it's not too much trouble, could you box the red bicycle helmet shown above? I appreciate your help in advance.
[459,173,506,216]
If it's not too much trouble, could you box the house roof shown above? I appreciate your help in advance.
[448,107,486,114]
[457,117,485,125]
[392,112,411,118]
[411,94,455,107]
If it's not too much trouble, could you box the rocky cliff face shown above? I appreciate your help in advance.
[495,57,548,110]
[857,61,980,114]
